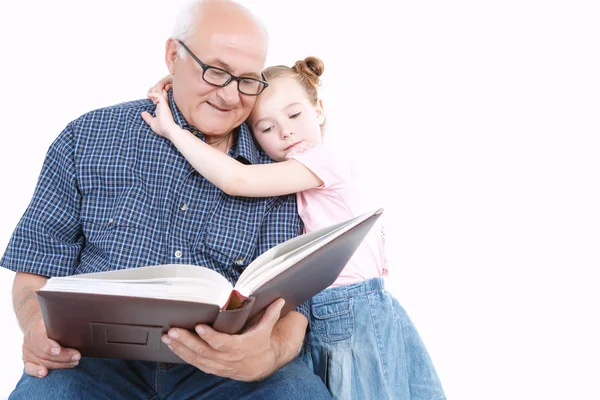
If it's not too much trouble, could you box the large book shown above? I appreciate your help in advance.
[36,208,383,363]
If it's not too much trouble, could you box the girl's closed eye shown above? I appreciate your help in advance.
[261,126,274,133]
[289,112,301,119]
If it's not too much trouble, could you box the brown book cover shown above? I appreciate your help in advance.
[36,208,383,363]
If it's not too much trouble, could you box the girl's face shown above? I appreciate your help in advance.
[247,77,324,161]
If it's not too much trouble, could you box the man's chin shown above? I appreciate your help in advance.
[193,114,240,136]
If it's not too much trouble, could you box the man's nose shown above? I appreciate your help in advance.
[218,81,240,105]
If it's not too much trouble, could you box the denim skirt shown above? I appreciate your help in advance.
[302,278,446,400]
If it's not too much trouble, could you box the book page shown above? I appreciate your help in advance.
[39,264,234,308]
[52,264,226,282]
[237,217,354,288]
[235,209,381,295]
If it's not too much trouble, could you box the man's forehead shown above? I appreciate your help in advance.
[208,32,266,59]
[193,33,266,75]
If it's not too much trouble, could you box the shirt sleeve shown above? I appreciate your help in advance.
[286,144,353,190]
[0,124,83,277]
[254,195,311,322]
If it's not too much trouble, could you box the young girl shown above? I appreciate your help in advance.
[142,57,445,400]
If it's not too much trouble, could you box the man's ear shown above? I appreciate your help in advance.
[315,98,325,125]
[165,38,179,75]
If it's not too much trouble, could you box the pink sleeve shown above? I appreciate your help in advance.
[286,144,353,189]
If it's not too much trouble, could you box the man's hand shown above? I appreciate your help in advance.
[162,299,307,382]
[21,317,81,378]
[13,272,81,378]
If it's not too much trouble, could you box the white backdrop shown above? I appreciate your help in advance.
[0,1,599,398]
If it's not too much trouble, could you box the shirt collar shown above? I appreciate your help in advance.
[168,90,261,165]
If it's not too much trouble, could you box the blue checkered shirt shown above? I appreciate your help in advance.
[0,93,308,319]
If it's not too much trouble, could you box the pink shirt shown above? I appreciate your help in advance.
[287,143,387,287]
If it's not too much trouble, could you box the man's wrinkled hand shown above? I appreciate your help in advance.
[162,298,286,382]
[22,317,81,378]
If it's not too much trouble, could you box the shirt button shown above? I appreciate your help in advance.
[180,202,187,211]
[108,218,114,226]
[175,250,182,258]
[235,257,244,265]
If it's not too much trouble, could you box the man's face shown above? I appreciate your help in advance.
[167,28,266,138]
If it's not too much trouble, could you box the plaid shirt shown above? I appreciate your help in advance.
[0,93,307,318]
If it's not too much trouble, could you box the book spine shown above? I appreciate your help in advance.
[212,295,255,334]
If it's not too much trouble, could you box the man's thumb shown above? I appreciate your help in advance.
[263,298,286,326]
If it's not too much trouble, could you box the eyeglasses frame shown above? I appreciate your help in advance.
[177,39,269,96]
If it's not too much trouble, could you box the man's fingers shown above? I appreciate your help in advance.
[162,333,238,377]
[23,320,81,373]
[194,324,241,353]
[23,330,62,361]
[24,343,81,367]
[250,298,285,334]
[162,330,219,367]
[194,326,244,363]
[39,337,61,357]
[163,329,215,358]
[24,361,47,378]
[23,357,76,378]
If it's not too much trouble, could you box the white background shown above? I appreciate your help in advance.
[0,0,598,398]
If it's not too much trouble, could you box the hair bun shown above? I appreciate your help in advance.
[293,56,324,86]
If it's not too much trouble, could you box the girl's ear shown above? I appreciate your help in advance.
[315,98,326,125]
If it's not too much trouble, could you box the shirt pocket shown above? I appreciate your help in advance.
[80,185,153,270]
[200,196,262,273]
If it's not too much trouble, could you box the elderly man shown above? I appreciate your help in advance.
[1,0,332,398]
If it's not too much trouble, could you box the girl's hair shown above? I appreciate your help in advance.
[263,56,324,106]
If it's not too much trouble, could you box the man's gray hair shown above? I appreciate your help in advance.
[171,0,268,60]
[172,0,205,59]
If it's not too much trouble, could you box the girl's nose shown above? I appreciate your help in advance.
[282,129,294,139]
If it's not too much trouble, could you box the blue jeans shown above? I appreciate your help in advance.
[302,278,446,400]
[9,356,331,399]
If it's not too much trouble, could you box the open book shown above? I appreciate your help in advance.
[36,208,383,363]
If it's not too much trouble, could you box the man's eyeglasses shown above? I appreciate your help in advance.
[178,40,268,96]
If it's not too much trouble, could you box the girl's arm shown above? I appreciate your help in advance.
[141,91,322,197]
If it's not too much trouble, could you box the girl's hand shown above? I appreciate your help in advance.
[141,89,179,139]
[148,75,173,95]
